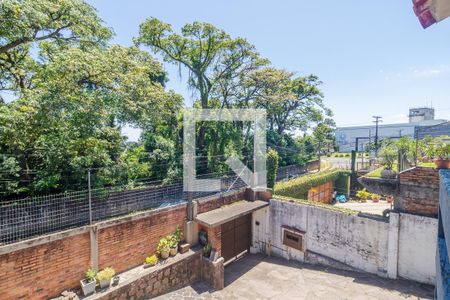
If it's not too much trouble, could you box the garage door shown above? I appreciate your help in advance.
[221,214,251,263]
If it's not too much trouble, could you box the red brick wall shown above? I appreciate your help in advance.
[198,224,222,256]
[399,167,440,187]
[397,167,439,217]
[98,205,187,273]
[0,233,90,300]
[197,191,245,214]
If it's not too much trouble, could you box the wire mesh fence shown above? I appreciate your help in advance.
[0,173,247,246]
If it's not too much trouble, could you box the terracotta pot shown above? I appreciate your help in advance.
[386,196,394,203]
[372,199,379,203]
[160,250,170,259]
[435,159,450,169]
[169,246,178,257]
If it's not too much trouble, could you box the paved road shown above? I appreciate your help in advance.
[154,254,433,300]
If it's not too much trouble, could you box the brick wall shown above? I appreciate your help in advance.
[198,224,222,257]
[397,167,440,217]
[0,205,187,300]
[197,190,245,214]
[98,205,187,274]
[0,233,90,300]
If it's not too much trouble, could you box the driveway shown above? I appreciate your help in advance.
[154,254,433,299]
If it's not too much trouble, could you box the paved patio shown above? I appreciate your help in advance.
[154,254,434,300]
[334,200,392,215]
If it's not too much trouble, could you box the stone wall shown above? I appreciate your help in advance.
[201,257,224,290]
[251,198,437,284]
[90,250,202,300]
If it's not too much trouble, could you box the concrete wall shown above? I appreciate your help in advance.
[398,213,437,284]
[252,199,437,285]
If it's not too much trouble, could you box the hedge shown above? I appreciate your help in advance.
[274,169,351,200]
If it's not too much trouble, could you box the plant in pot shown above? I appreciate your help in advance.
[371,193,381,203]
[356,189,369,202]
[386,195,394,203]
[168,234,178,257]
[96,267,115,289]
[80,268,97,296]
[157,237,171,259]
[203,242,212,258]
[432,137,450,169]
[144,254,158,268]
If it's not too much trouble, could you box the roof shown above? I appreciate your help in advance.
[195,200,269,227]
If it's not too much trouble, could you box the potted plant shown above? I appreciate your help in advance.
[386,195,394,203]
[356,189,369,203]
[144,254,158,268]
[96,267,115,289]
[203,242,212,258]
[80,268,96,296]
[168,235,178,257]
[371,193,381,203]
[157,237,170,259]
[433,137,450,169]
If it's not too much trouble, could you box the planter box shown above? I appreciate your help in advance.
[170,247,178,257]
[80,279,96,296]
[99,278,111,289]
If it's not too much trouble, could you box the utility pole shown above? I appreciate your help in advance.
[372,116,382,156]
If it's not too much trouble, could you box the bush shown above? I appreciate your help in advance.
[274,169,350,199]
[96,267,115,281]
[145,255,158,266]
[267,149,279,189]
[356,189,370,200]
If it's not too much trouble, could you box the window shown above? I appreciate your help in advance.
[282,228,304,251]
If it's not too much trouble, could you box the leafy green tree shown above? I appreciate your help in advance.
[0,0,112,97]
[266,148,279,189]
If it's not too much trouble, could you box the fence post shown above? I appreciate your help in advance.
[87,169,98,271]
[88,169,92,224]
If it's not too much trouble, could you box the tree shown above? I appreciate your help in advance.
[0,0,112,97]
[135,18,267,171]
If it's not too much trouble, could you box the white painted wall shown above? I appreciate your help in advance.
[252,199,438,285]
[398,213,437,285]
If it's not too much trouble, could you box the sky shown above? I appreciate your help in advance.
[87,0,450,141]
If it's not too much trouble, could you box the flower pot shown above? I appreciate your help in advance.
[386,196,394,204]
[169,246,178,257]
[160,250,170,259]
[99,278,111,289]
[80,279,96,296]
[435,159,450,169]
[112,276,120,286]
[372,199,379,203]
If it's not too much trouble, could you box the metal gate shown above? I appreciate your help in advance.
[221,214,251,263]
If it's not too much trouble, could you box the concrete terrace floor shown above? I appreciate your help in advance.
[154,254,434,300]
[334,200,392,216]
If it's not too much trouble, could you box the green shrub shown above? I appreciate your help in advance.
[356,188,370,200]
[274,169,350,199]
[267,149,279,189]
[145,255,158,266]
[96,267,115,281]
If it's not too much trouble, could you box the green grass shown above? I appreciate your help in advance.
[418,161,436,168]
[365,161,435,178]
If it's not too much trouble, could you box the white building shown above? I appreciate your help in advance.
[336,108,447,152]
